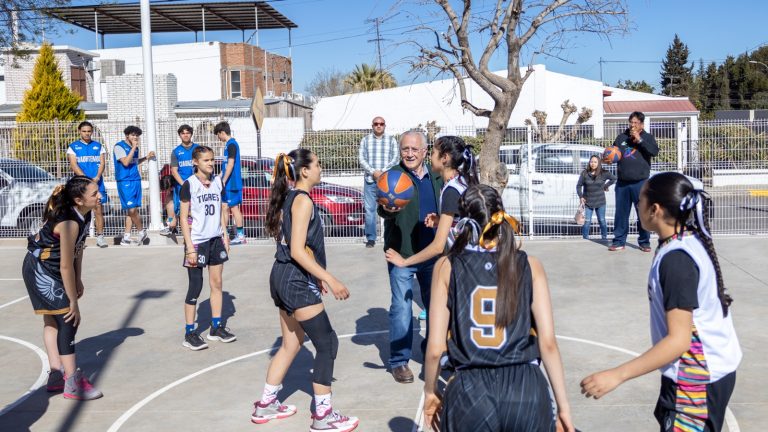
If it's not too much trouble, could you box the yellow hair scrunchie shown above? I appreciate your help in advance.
[48,184,66,211]
[478,211,521,250]
[272,153,294,182]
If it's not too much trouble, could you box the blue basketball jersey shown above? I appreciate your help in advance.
[113,140,141,182]
[173,142,199,181]
[68,140,104,178]
[222,137,242,190]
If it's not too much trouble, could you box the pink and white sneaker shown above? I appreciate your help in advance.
[63,369,103,400]
[310,409,359,432]
[251,399,297,424]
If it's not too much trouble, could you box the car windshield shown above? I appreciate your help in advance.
[0,160,55,182]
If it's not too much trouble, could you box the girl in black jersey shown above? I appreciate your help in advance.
[252,150,358,432]
[385,136,478,320]
[423,184,573,432]
[23,175,103,400]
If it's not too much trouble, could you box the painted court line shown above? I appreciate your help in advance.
[0,335,49,418]
[0,278,23,281]
[0,296,28,311]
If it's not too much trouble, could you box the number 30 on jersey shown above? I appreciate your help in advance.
[470,286,507,349]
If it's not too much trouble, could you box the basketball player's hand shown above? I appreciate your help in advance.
[324,278,350,300]
[76,280,85,299]
[557,410,575,432]
[64,301,81,326]
[147,151,156,160]
[424,213,438,228]
[423,392,442,431]
[382,205,402,213]
[580,368,623,399]
[186,251,198,267]
[223,235,230,254]
[384,248,406,267]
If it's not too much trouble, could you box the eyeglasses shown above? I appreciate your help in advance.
[372,122,385,126]
[401,147,424,154]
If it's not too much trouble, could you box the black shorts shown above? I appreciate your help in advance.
[22,253,70,315]
[269,261,322,315]
[441,363,556,432]
[183,237,228,268]
[654,372,736,432]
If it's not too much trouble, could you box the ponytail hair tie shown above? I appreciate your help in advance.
[272,153,296,182]
[462,147,474,172]
[48,184,66,211]
[479,211,520,249]
[679,189,711,239]
[454,217,482,245]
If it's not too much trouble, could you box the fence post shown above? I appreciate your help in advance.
[677,121,685,173]
[526,124,534,237]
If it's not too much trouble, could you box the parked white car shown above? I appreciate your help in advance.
[0,158,61,235]
[500,143,704,226]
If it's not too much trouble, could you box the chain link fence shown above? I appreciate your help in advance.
[1,118,766,241]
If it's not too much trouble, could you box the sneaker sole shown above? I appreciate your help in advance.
[251,410,297,424]
[63,392,103,400]
[310,420,359,432]
[182,341,209,351]
[206,334,236,343]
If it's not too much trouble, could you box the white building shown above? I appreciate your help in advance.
[312,65,698,138]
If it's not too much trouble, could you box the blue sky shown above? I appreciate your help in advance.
[48,0,768,94]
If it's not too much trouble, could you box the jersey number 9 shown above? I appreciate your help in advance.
[470,286,507,349]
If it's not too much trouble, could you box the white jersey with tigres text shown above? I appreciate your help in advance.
[185,175,224,244]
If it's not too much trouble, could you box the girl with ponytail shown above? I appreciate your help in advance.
[255,150,358,431]
[423,184,574,432]
[582,172,741,432]
[385,136,479,319]
[23,175,103,400]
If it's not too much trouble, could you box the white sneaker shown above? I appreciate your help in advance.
[120,236,132,246]
[230,233,246,245]
[137,230,148,246]
[96,235,108,248]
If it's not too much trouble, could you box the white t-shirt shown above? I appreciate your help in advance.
[181,175,225,244]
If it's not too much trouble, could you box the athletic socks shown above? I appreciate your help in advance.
[185,324,195,335]
[260,383,282,405]
[314,392,332,417]
[212,317,221,329]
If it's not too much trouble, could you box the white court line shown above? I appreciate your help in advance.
[0,278,23,281]
[411,334,739,432]
[0,296,28,310]
[107,329,390,432]
[0,335,49,417]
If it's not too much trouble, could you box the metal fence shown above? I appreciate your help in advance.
[1,118,766,241]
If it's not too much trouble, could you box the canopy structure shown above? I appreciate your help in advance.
[43,1,297,46]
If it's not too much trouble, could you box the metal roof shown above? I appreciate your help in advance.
[604,100,699,115]
[43,1,297,35]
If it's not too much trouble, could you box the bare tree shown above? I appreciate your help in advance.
[305,68,353,99]
[1,1,70,60]
[524,100,593,142]
[406,0,627,190]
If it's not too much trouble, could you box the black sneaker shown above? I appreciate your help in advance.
[207,326,237,343]
[182,331,208,351]
[365,240,375,248]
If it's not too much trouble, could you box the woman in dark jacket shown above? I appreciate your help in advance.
[577,155,616,241]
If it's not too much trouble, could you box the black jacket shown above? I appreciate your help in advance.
[577,170,616,208]
[612,129,659,182]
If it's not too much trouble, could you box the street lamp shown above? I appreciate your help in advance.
[749,60,768,72]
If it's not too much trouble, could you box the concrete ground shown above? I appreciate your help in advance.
[0,236,765,432]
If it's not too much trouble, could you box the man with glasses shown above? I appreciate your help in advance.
[359,116,399,248]
[379,131,442,384]
[609,111,659,252]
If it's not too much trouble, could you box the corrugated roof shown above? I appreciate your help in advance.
[604,100,698,115]
[44,1,297,35]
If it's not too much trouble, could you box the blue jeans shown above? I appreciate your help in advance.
[582,205,607,239]
[388,260,434,369]
[363,181,378,242]
[613,179,650,247]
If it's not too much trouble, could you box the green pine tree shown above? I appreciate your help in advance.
[17,43,84,122]
[660,34,694,97]
[14,43,83,173]
[615,79,655,94]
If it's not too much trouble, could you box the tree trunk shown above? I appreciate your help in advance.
[478,95,515,193]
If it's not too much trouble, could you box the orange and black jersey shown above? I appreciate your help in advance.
[446,248,539,369]
[27,207,91,280]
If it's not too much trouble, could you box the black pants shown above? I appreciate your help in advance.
[655,372,736,432]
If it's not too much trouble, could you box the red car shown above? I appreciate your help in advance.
[161,156,364,237]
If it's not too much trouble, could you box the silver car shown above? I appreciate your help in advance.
[0,158,62,235]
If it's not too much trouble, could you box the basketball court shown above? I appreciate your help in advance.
[0,237,764,431]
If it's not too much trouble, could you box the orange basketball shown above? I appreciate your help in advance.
[376,170,415,208]
[602,146,622,164]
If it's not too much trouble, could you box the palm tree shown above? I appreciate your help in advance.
[344,63,397,92]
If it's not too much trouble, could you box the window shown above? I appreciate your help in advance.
[70,66,87,99]
[0,161,55,182]
[230,70,241,98]
[535,149,577,174]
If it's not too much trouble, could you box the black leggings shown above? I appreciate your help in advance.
[186,267,204,305]
[51,314,78,355]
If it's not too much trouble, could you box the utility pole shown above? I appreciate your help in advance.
[366,13,398,71]
[599,57,604,84]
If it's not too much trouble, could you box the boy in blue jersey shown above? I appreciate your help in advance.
[214,121,245,244]
[161,124,199,236]
[67,121,109,248]
[113,126,155,246]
